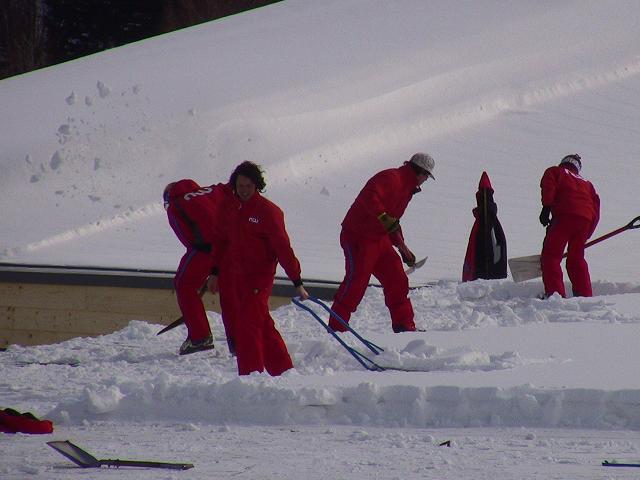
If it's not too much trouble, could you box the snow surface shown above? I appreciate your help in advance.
[2,1,640,478]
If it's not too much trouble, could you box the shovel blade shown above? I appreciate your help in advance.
[508,255,542,282]
[405,256,428,275]
[47,440,100,468]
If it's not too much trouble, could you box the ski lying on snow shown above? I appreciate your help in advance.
[603,460,640,468]
[0,355,80,367]
[367,363,436,373]
[294,296,433,372]
[13,360,80,367]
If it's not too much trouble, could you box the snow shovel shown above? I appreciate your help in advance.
[47,440,194,470]
[509,215,640,283]
[292,296,386,371]
[405,256,428,275]
[156,315,185,335]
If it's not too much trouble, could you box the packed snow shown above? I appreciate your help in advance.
[2,1,640,478]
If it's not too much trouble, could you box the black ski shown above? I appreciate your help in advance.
[14,360,80,367]
[603,460,640,468]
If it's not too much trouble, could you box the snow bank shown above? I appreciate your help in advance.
[4,282,640,431]
[44,371,640,430]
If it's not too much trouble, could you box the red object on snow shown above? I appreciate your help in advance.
[0,408,53,434]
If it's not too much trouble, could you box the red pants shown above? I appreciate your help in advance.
[330,230,414,332]
[230,277,293,376]
[217,267,238,352]
[541,214,593,297]
[174,249,213,341]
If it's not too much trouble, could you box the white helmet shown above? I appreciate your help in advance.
[409,152,435,179]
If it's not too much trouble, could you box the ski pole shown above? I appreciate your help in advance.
[292,297,385,371]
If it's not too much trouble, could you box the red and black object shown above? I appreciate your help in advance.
[0,408,53,434]
[462,171,507,281]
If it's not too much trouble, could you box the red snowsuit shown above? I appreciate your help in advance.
[219,191,302,376]
[330,164,419,333]
[165,180,231,342]
[540,165,600,297]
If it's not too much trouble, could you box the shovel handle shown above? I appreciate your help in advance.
[156,282,208,335]
[581,215,640,252]
[627,216,640,230]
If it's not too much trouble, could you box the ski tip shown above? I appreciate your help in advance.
[602,460,640,467]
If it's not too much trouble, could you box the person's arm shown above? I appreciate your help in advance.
[295,284,309,300]
[354,171,392,217]
[267,207,306,293]
[540,167,559,209]
[355,171,402,233]
[589,188,601,238]
[390,229,415,267]
[539,167,558,226]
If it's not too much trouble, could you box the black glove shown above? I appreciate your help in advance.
[193,242,212,253]
[539,206,551,227]
[378,213,400,233]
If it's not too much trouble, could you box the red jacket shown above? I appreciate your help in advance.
[166,180,231,250]
[342,164,420,242]
[223,191,302,288]
[540,165,600,235]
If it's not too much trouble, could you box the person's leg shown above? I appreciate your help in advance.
[565,216,593,297]
[174,249,213,341]
[261,284,293,376]
[372,242,415,332]
[218,268,238,354]
[234,283,266,375]
[540,220,570,298]
[262,313,293,376]
[330,231,378,331]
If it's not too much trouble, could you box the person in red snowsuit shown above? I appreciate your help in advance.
[539,154,600,298]
[329,153,435,333]
[209,161,309,376]
[164,179,232,355]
